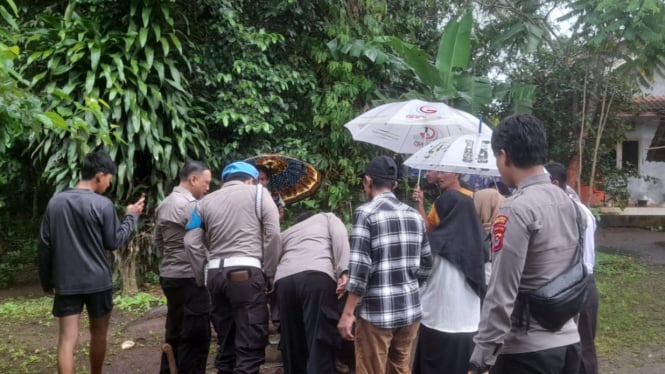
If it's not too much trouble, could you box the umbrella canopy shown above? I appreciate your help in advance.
[344,99,493,154]
[404,133,501,177]
[244,154,322,204]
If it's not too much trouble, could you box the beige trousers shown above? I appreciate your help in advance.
[354,317,420,374]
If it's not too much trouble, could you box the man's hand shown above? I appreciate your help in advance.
[126,193,146,215]
[336,273,348,299]
[337,312,356,341]
[412,185,424,203]
[265,278,275,295]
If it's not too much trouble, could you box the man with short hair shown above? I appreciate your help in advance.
[185,161,281,374]
[545,161,599,374]
[155,160,212,373]
[468,115,581,374]
[276,211,350,374]
[38,151,145,374]
[413,170,473,232]
[338,155,432,374]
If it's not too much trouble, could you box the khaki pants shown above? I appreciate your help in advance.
[355,317,419,374]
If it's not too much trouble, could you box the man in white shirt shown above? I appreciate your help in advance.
[545,162,599,374]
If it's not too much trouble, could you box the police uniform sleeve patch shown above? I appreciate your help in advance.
[492,215,509,252]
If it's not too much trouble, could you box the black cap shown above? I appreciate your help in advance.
[363,156,397,180]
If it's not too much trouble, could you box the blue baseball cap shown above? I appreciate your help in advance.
[221,161,259,181]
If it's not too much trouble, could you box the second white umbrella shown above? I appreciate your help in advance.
[404,133,500,177]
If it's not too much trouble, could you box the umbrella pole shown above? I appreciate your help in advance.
[414,126,431,190]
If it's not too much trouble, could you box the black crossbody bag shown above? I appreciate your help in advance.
[517,201,589,332]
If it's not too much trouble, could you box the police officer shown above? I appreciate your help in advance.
[185,161,281,374]
[468,115,582,374]
[155,160,212,373]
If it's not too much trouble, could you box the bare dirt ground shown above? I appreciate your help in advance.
[0,227,663,373]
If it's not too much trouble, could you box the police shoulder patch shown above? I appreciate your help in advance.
[491,215,509,252]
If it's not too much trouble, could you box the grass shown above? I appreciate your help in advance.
[594,251,665,355]
[113,292,165,314]
[0,296,52,323]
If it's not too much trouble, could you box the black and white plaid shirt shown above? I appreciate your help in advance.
[346,192,432,328]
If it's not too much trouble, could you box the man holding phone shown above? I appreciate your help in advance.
[38,151,145,374]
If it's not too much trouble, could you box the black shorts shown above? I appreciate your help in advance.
[52,289,114,318]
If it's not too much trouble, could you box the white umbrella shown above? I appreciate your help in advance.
[344,99,493,155]
[403,133,501,177]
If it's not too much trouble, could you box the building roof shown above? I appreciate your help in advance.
[633,96,665,112]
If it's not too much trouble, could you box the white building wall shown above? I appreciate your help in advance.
[641,73,665,95]
[624,116,665,204]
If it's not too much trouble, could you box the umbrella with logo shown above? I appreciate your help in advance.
[244,154,322,204]
[343,99,493,154]
[403,133,500,177]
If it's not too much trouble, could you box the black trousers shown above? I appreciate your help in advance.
[578,275,599,374]
[414,324,475,374]
[208,266,269,374]
[491,343,581,374]
[159,277,211,374]
[276,271,340,374]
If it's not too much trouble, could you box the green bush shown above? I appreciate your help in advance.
[113,292,165,314]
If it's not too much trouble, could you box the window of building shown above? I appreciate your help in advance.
[646,117,665,162]
[622,140,639,169]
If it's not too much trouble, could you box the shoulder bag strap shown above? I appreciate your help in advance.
[571,200,586,266]
[255,184,264,261]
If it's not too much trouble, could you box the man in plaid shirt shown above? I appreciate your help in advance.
[338,155,433,374]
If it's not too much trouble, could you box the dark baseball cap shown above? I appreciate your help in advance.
[363,156,397,180]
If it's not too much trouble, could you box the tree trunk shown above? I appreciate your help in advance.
[576,60,604,200]
[115,241,139,295]
[586,89,615,205]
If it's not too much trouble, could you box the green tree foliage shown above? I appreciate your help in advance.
[329,10,537,124]
[4,0,665,290]
[21,0,208,202]
[7,0,212,293]
[0,0,36,210]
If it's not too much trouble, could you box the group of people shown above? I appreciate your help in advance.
[37,114,599,374]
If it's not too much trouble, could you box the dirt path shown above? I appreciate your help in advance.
[597,227,665,265]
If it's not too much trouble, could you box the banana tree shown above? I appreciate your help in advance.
[329,11,535,116]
